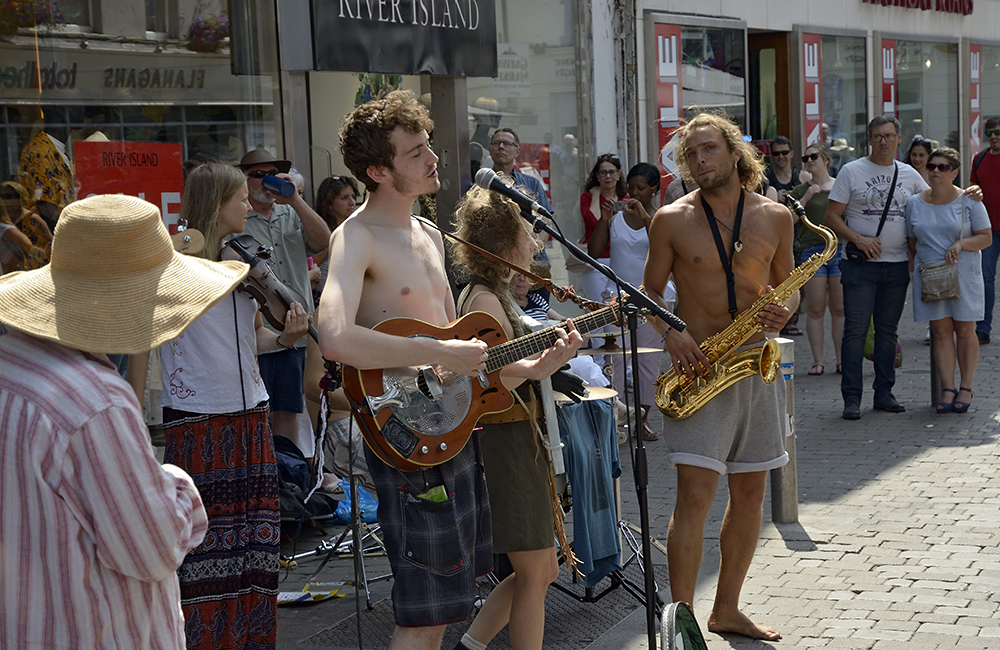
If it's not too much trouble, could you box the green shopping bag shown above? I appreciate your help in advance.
[863,318,902,369]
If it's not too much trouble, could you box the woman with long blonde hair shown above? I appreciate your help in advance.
[130,162,307,649]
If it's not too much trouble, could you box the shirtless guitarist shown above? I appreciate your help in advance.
[317,90,578,650]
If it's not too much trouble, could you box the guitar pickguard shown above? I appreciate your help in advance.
[381,365,473,437]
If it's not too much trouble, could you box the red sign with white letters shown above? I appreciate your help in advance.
[802,34,823,146]
[74,141,184,231]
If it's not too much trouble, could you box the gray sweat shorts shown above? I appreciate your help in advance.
[663,344,789,475]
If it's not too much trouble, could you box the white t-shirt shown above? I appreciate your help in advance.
[828,157,929,263]
[160,289,268,414]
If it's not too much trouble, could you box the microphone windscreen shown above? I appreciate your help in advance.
[475,167,497,190]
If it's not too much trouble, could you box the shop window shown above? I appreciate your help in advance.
[895,41,959,157]
[978,46,1000,145]
[57,0,91,27]
[820,35,866,175]
[680,27,746,129]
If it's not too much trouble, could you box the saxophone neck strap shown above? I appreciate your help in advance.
[701,190,746,321]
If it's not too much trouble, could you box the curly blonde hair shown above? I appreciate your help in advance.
[451,186,534,330]
[675,111,764,192]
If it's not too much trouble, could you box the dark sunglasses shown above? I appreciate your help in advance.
[0,192,19,200]
[801,152,821,163]
[986,129,1000,137]
[926,163,953,172]
[597,153,620,162]
[771,150,791,157]
[247,169,279,179]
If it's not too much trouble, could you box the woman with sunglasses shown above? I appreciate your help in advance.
[580,153,628,302]
[904,136,934,183]
[906,147,991,414]
[788,144,844,376]
[129,162,308,649]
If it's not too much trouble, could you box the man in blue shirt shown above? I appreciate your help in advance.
[488,128,555,217]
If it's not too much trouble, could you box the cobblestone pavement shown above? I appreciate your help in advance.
[278,279,1000,648]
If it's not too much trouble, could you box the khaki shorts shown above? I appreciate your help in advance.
[664,344,789,475]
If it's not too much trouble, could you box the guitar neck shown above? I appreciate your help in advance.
[485,305,619,372]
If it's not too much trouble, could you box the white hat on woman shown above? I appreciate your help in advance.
[0,194,248,354]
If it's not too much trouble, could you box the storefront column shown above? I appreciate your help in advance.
[429,76,471,230]
[280,70,313,200]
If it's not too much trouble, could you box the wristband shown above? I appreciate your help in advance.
[276,332,293,349]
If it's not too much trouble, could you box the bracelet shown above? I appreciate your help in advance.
[276,332,293,349]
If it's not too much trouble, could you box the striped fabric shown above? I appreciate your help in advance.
[0,331,208,649]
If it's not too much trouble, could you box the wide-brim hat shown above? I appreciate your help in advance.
[0,195,249,354]
[238,149,292,174]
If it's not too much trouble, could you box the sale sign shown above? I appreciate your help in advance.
[803,34,823,146]
[74,141,184,230]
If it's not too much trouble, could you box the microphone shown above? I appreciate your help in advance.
[474,168,553,219]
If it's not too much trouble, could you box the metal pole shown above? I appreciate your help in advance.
[771,337,798,524]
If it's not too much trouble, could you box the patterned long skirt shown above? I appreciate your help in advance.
[163,402,280,650]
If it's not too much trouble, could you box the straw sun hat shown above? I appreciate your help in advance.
[0,194,249,354]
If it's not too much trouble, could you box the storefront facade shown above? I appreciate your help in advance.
[633,0,1000,187]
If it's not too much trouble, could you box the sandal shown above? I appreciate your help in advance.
[641,421,659,441]
[808,363,824,376]
[935,388,958,414]
[952,387,973,413]
[780,324,804,336]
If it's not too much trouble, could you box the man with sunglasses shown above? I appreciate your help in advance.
[972,116,1000,345]
[765,136,810,204]
[237,150,331,445]
[766,136,810,337]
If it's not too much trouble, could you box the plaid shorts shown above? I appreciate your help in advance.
[365,436,492,627]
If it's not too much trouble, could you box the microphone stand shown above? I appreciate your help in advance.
[519,206,685,648]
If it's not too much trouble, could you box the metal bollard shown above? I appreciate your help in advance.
[770,337,798,524]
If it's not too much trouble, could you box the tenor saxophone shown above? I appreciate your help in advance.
[654,197,837,420]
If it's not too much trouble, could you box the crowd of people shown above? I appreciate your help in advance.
[1,88,997,650]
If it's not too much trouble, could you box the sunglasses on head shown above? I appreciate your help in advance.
[926,163,953,172]
[801,152,821,163]
[597,153,620,163]
[247,169,279,179]
[986,129,1000,137]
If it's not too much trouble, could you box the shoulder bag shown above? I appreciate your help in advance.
[918,194,964,303]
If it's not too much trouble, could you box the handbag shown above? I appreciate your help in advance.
[845,163,898,263]
[918,195,964,303]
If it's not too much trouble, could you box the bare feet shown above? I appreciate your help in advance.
[707,607,781,641]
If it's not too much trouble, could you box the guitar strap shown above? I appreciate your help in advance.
[414,215,605,311]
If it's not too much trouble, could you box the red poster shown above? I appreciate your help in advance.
[970,44,982,166]
[74,141,184,230]
[517,143,552,202]
[881,39,897,117]
[655,22,683,202]
[802,34,823,146]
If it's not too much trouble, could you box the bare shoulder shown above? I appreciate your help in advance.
[753,193,795,226]
[414,215,446,248]
[652,192,700,228]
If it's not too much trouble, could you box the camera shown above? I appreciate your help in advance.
[612,200,627,213]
